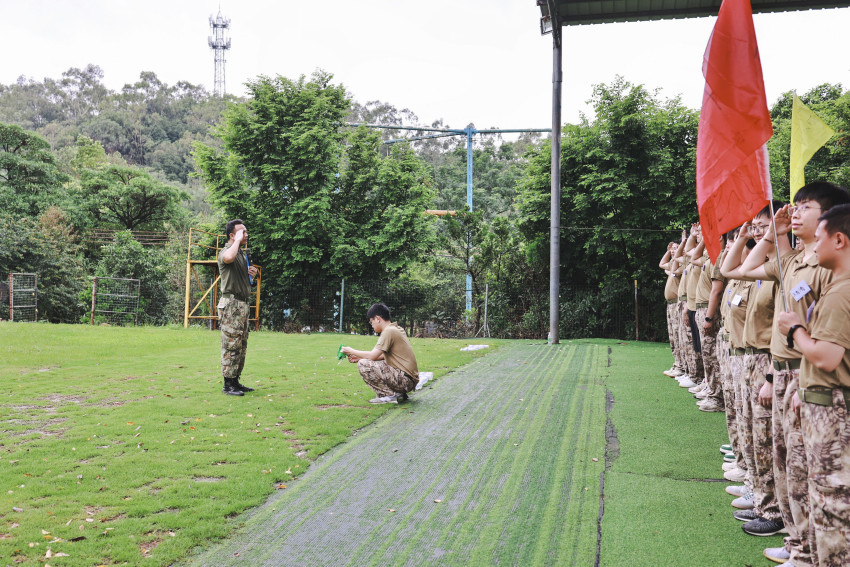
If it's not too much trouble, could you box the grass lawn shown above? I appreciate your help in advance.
[0,323,502,566]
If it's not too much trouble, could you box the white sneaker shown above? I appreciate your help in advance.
[722,461,737,472]
[688,383,704,394]
[675,374,690,383]
[724,467,747,482]
[764,546,791,563]
[369,394,400,404]
[726,484,747,497]
[731,490,755,509]
[679,377,696,388]
[663,367,677,377]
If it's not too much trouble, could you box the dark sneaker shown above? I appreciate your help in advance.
[234,380,254,392]
[397,392,409,403]
[742,517,785,537]
[733,509,759,521]
[222,380,244,396]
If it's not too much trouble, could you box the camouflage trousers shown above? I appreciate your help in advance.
[683,308,704,381]
[696,307,722,399]
[666,302,686,372]
[677,301,692,375]
[802,391,850,567]
[774,367,815,567]
[218,297,250,381]
[357,359,417,398]
[746,353,780,521]
[730,352,753,485]
[718,333,743,461]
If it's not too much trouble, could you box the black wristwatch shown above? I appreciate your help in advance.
[787,324,806,349]
[705,317,713,322]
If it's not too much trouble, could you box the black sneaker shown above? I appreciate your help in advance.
[222,380,244,396]
[234,380,254,392]
[733,509,759,522]
[742,517,785,536]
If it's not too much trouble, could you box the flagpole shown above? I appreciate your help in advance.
[768,200,789,312]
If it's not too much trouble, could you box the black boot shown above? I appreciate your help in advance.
[222,379,244,396]
[234,379,254,392]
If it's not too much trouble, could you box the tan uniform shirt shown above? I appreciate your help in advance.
[720,278,736,332]
[678,257,690,300]
[686,255,701,311]
[764,249,832,361]
[711,252,728,326]
[376,322,419,379]
[801,275,850,390]
[743,279,776,350]
[695,251,713,305]
[728,280,754,350]
[664,272,680,301]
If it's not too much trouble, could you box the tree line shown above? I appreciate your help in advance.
[2,66,848,339]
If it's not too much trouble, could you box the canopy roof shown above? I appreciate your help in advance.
[545,0,850,26]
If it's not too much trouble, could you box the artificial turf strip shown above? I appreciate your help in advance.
[599,340,785,567]
[182,341,608,566]
[0,323,500,567]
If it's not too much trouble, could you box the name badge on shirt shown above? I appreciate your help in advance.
[790,280,812,302]
[731,294,743,306]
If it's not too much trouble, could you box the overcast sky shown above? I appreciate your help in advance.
[3,1,849,132]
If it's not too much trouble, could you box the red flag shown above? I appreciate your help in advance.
[697,0,772,262]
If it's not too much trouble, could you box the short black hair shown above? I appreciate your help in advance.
[366,303,390,321]
[757,200,787,218]
[819,204,850,240]
[225,219,245,238]
[793,181,850,211]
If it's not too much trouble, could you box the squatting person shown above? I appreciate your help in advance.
[217,219,258,396]
[341,303,419,404]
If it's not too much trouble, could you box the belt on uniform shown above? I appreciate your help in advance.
[745,347,770,355]
[221,293,249,303]
[719,333,729,342]
[696,302,709,309]
[773,358,801,372]
[730,347,746,356]
[678,296,687,302]
[666,299,678,305]
[799,387,850,407]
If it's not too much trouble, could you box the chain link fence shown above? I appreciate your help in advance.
[3,273,38,322]
[90,277,141,326]
[257,276,665,341]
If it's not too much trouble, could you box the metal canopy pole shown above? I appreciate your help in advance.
[548,2,562,344]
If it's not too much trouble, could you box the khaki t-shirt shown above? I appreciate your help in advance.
[801,275,850,390]
[686,255,701,311]
[764,249,832,361]
[728,280,754,350]
[677,257,690,300]
[218,241,251,302]
[694,251,713,304]
[664,272,680,301]
[376,322,419,379]
[743,279,775,350]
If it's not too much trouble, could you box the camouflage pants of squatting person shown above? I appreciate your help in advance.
[775,368,816,567]
[748,353,780,521]
[218,297,250,381]
[802,390,850,567]
[357,359,417,398]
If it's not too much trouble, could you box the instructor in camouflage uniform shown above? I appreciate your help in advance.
[341,303,418,404]
[217,219,258,396]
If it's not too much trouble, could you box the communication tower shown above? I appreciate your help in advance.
[208,9,231,97]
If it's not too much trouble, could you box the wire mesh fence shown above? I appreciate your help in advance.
[258,276,666,341]
[5,273,38,322]
[90,277,141,326]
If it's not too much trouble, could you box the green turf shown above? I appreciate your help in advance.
[600,340,784,567]
[0,323,502,566]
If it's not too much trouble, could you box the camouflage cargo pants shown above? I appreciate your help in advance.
[775,367,815,567]
[802,391,850,567]
[218,296,250,381]
[696,307,721,399]
[357,359,417,398]
[718,333,743,461]
[666,302,686,372]
[747,353,780,521]
[684,308,704,381]
[731,352,753,484]
[677,301,692,375]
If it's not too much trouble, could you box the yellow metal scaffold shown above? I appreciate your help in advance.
[183,228,262,330]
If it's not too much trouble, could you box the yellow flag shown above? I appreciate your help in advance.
[790,95,834,201]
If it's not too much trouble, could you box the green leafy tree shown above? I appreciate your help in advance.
[516,77,698,339]
[0,208,86,323]
[76,164,188,230]
[0,122,69,217]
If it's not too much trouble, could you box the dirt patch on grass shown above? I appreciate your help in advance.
[316,404,360,410]
[193,476,224,483]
